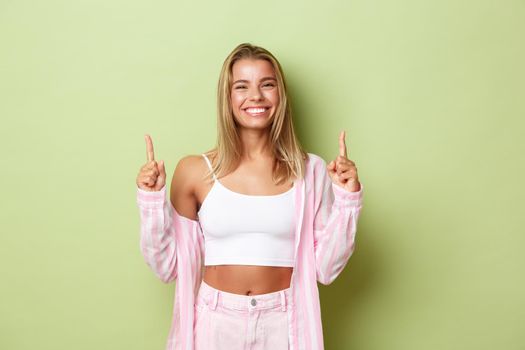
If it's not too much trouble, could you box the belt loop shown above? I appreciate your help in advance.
[280,290,286,312]
[210,290,219,310]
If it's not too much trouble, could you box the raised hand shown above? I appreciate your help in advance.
[327,130,361,192]
[136,134,166,191]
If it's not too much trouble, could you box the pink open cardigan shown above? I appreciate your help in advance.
[136,152,364,350]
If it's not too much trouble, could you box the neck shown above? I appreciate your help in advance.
[238,128,273,161]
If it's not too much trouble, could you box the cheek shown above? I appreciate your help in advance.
[230,95,243,118]
[231,93,243,108]
[269,91,280,106]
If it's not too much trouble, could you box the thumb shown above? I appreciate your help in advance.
[158,160,166,178]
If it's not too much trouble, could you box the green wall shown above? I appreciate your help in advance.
[1,0,523,349]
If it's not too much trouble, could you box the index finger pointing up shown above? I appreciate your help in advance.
[339,130,347,158]
[145,134,155,162]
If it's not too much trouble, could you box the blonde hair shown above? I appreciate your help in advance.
[204,42,308,185]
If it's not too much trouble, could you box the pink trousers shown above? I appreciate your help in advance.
[194,280,293,350]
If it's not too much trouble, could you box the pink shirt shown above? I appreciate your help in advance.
[136,152,364,350]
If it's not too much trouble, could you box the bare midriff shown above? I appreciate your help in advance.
[203,265,293,295]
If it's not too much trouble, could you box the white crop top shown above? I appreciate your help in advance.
[197,154,296,267]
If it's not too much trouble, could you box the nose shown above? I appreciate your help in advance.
[249,87,263,101]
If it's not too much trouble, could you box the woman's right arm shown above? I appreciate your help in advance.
[135,135,199,283]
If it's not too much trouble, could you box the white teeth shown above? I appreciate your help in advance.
[246,108,267,114]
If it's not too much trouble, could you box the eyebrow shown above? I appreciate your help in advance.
[232,77,277,85]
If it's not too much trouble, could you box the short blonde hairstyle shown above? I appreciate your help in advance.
[205,43,307,185]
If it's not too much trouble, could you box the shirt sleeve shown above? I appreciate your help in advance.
[312,158,364,285]
[136,185,178,283]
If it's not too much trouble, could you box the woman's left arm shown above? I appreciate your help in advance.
[313,131,364,285]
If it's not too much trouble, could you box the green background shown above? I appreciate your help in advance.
[1,0,524,349]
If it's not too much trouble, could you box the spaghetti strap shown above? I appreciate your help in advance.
[201,154,218,181]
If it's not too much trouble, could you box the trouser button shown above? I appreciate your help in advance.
[251,298,257,306]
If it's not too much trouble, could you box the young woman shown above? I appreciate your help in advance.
[136,43,364,350]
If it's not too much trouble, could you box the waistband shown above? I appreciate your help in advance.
[197,280,293,312]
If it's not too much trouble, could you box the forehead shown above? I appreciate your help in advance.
[231,58,276,80]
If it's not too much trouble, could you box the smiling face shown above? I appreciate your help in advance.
[230,58,280,130]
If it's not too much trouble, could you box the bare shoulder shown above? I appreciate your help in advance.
[173,154,205,179]
[170,154,205,220]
